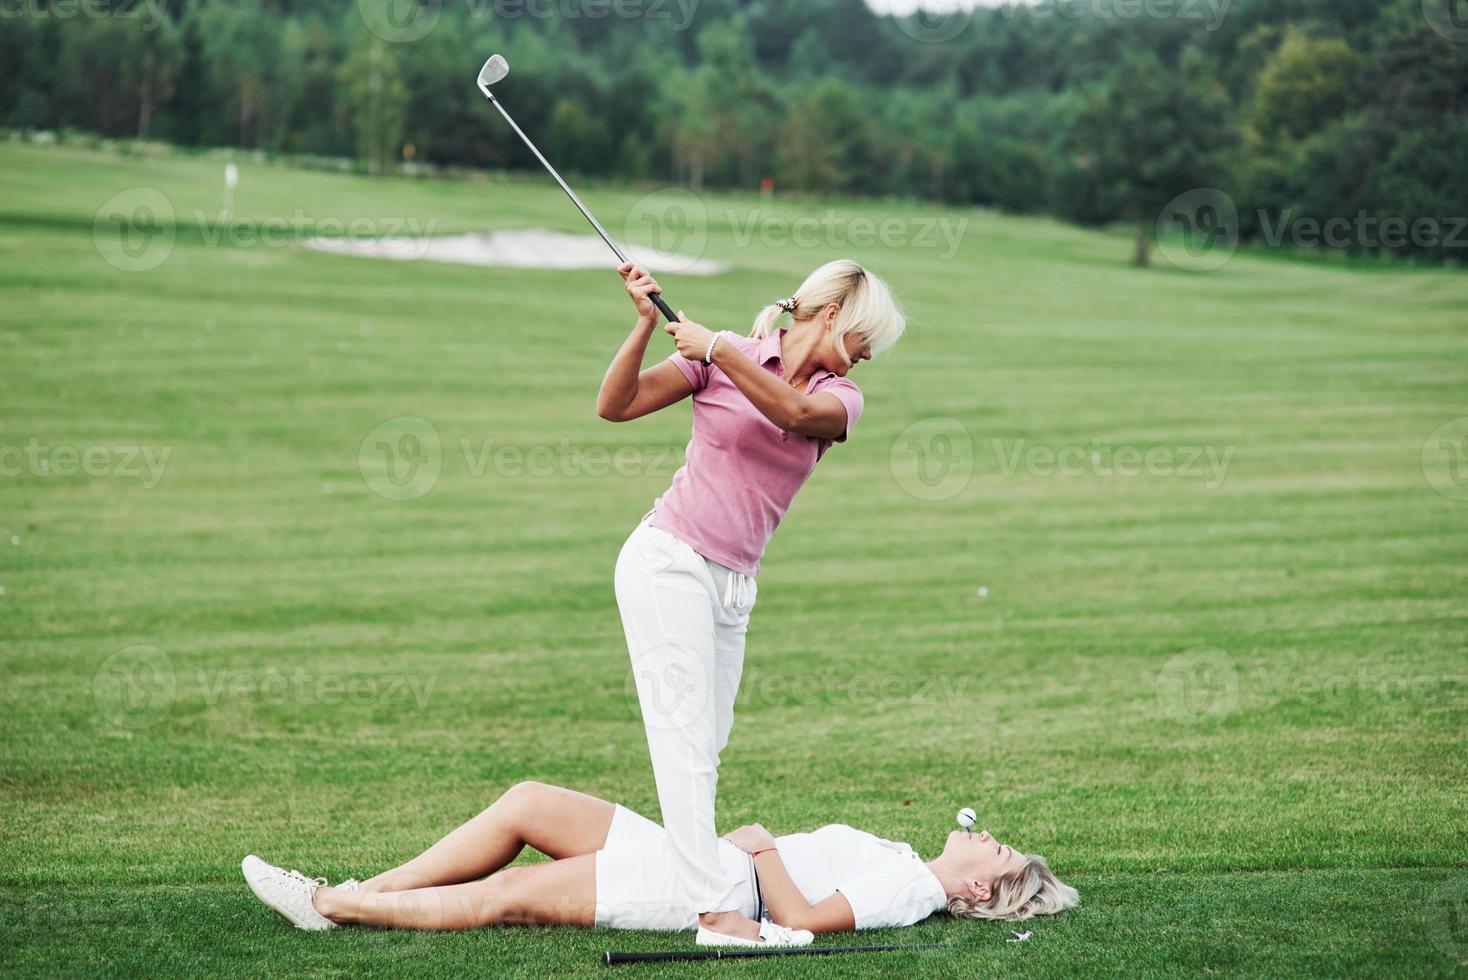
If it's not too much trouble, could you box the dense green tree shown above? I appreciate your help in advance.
[546,98,612,177]
[1249,29,1364,145]
[0,0,1462,263]
[166,14,213,145]
[674,19,777,190]
[54,15,175,137]
[279,18,343,155]
[1069,49,1239,267]
[0,17,37,128]
[338,34,407,175]
[198,0,283,147]
[132,17,179,139]
[775,77,865,193]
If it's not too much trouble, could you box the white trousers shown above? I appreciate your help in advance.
[614,516,757,915]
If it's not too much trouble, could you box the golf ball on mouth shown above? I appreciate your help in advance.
[957,807,976,831]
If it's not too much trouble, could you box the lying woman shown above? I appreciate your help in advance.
[242,781,1078,943]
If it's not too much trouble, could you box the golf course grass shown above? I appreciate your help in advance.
[1,139,1465,977]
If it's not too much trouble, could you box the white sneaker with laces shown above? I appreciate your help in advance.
[696,918,814,947]
[241,854,337,931]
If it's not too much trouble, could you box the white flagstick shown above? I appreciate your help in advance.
[223,161,239,219]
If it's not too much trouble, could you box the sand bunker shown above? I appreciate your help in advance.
[303,228,727,276]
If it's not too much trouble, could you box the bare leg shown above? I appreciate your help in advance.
[317,854,597,930]
[360,781,616,894]
[698,909,759,938]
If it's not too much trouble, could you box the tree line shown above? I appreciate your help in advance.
[2,0,1464,264]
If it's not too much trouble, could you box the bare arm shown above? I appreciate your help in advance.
[596,264,695,422]
[596,317,693,421]
[726,824,856,934]
[711,338,850,440]
[754,850,858,934]
[664,315,850,440]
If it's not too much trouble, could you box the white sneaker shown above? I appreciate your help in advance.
[696,918,814,947]
[241,854,337,931]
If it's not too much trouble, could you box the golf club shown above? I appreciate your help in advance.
[476,54,680,325]
[602,941,949,965]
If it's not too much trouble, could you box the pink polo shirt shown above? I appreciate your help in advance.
[642,328,864,577]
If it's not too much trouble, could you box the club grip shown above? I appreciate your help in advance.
[651,294,679,324]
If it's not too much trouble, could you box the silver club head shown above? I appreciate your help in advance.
[478,54,509,95]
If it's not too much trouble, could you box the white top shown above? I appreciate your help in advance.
[772,824,948,929]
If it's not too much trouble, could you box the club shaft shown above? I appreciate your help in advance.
[487,96,625,261]
[482,91,679,324]
[602,942,948,965]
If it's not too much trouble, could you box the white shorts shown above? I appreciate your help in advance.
[594,805,759,930]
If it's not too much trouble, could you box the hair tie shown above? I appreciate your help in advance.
[775,296,797,313]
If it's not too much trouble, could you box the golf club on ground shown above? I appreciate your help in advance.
[602,941,950,965]
[476,54,680,325]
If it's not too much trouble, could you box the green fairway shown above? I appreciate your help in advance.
[1,140,1465,977]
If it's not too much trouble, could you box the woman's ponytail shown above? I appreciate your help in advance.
[746,261,906,361]
[749,303,787,339]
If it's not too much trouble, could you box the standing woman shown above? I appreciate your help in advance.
[596,259,907,946]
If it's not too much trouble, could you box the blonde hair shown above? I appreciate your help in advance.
[947,855,1079,922]
[749,260,906,367]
